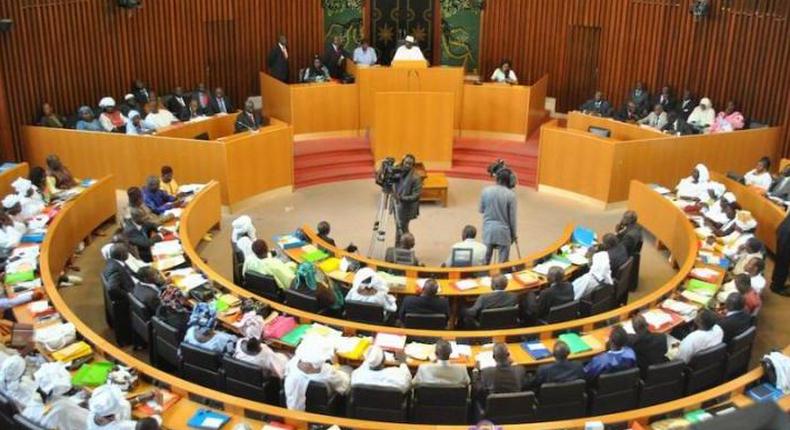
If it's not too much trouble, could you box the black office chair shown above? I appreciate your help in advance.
[127,292,152,355]
[0,391,18,428]
[392,248,417,265]
[536,379,587,421]
[580,283,615,317]
[638,360,685,407]
[478,305,520,329]
[222,355,280,404]
[151,317,183,371]
[540,300,580,324]
[614,257,635,305]
[450,248,474,267]
[347,384,409,422]
[589,367,640,414]
[306,380,343,416]
[180,342,224,390]
[411,385,470,424]
[231,243,244,286]
[101,273,132,347]
[244,271,283,302]
[684,343,727,394]
[725,326,757,379]
[284,288,319,313]
[484,391,537,424]
[344,300,386,324]
[13,414,48,430]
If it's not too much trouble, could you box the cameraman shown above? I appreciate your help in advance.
[392,154,423,244]
[480,167,517,263]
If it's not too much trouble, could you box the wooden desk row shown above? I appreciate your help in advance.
[538,112,783,205]
[26,174,788,430]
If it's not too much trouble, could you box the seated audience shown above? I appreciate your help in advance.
[37,102,65,128]
[413,339,471,386]
[120,93,141,117]
[718,292,753,343]
[678,90,697,119]
[580,91,611,116]
[704,191,736,225]
[233,336,288,379]
[208,87,233,115]
[0,355,40,409]
[126,110,154,135]
[676,163,711,200]
[351,345,412,392]
[743,156,773,192]
[46,154,77,191]
[143,175,179,215]
[184,98,207,121]
[398,278,450,322]
[183,325,237,353]
[75,105,103,131]
[284,337,350,411]
[231,215,257,257]
[638,104,668,129]
[143,101,179,130]
[662,112,694,135]
[345,267,397,314]
[303,55,331,83]
[385,232,419,265]
[473,343,526,402]
[131,79,152,104]
[103,244,136,295]
[316,220,336,246]
[629,81,650,114]
[768,164,790,202]
[159,165,179,196]
[86,384,136,429]
[719,210,758,257]
[128,186,173,227]
[243,239,296,290]
[101,230,149,274]
[22,361,86,429]
[710,100,745,133]
[615,210,643,256]
[291,262,344,312]
[530,341,584,389]
[741,257,767,295]
[123,215,161,263]
[523,266,574,323]
[572,247,612,300]
[687,97,715,133]
[673,309,724,363]
[731,237,764,275]
[133,266,165,314]
[734,273,762,315]
[490,59,518,84]
[166,86,189,118]
[653,86,675,112]
[445,224,488,267]
[462,274,517,327]
[627,314,667,369]
[98,97,128,132]
[352,38,378,66]
[156,286,191,335]
[392,35,426,62]
[584,325,637,380]
[614,101,641,123]
[235,98,268,132]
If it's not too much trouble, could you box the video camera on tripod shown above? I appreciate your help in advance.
[375,157,405,192]
[487,159,518,189]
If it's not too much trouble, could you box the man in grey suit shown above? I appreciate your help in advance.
[480,168,517,263]
[461,275,518,328]
[392,154,423,245]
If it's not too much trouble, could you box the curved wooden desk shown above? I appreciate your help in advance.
[35,175,789,429]
[0,162,29,197]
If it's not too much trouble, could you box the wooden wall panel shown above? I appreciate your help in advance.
[0,0,323,160]
[480,0,790,158]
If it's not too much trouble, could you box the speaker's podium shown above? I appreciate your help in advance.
[370,60,455,170]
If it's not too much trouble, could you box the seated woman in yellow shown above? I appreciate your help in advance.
[242,239,296,290]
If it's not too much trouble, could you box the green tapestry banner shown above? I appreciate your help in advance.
[372,0,435,65]
[323,0,364,51]
[440,0,482,72]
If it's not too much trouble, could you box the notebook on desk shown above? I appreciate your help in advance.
[187,409,230,429]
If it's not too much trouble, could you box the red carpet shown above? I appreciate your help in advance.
[446,128,541,188]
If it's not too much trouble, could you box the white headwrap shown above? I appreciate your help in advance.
[695,164,710,183]
[589,251,613,285]
[352,267,388,293]
[231,215,256,244]
[405,35,415,43]
[706,182,725,198]
[98,97,116,108]
[123,93,135,101]
[88,384,125,418]
[34,362,72,397]
[735,210,757,231]
[2,194,20,209]
[295,336,334,366]
[699,97,712,109]
[0,355,25,390]
[128,110,141,120]
[722,192,737,204]
[363,345,385,368]
[11,177,33,195]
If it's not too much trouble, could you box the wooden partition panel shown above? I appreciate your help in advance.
[628,181,695,265]
[567,111,664,141]
[781,158,790,172]
[0,162,29,198]
[155,114,239,140]
[290,83,360,135]
[460,83,530,135]
[260,72,293,124]
[526,74,549,137]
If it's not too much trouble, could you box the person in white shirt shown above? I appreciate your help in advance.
[142,101,179,130]
[673,309,723,363]
[392,35,426,62]
[413,339,470,387]
[687,97,715,133]
[572,249,612,300]
[283,337,350,411]
[231,215,257,258]
[233,337,288,379]
[743,157,773,192]
[0,206,26,249]
[490,59,518,84]
[125,110,154,135]
[2,194,26,224]
[445,225,488,267]
[676,163,710,200]
[85,384,136,430]
[23,362,88,430]
[345,267,397,314]
[97,97,128,133]
[638,104,668,130]
[704,192,736,225]
[351,345,412,393]
[0,355,40,410]
[11,177,44,219]
[352,38,378,66]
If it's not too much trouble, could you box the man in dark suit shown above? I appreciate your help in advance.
[399,279,450,322]
[267,34,290,83]
[103,244,136,294]
[462,275,518,327]
[133,266,165,314]
[384,232,419,265]
[718,292,753,343]
[234,98,269,132]
[615,211,643,256]
[628,81,650,115]
[131,79,152,105]
[579,91,611,117]
[166,86,190,119]
[473,343,527,404]
[530,341,584,390]
[770,212,790,297]
[182,99,207,121]
[123,217,161,263]
[191,83,210,110]
[614,101,641,123]
[654,86,675,112]
[662,112,694,135]
[391,154,423,245]
[603,233,629,274]
[523,266,574,323]
[627,314,667,369]
[678,89,697,120]
[324,35,349,79]
[208,87,233,116]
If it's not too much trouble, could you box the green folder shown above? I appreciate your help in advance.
[558,333,591,354]
[684,409,711,423]
[72,361,114,387]
[686,278,718,296]
[279,324,311,346]
[4,270,35,285]
[302,249,329,263]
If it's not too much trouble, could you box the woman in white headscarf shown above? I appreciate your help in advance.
[98,97,127,133]
[232,336,288,379]
[676,164,710,200]
[345,267,397,313]
[687,97,715,133]
[0,355,40,410]
[704,192,736,225]
[283,337,349,411]
[572,249,613,300]
[350,345,412,393]
[86,384,136,429]
[231,215,257,258]
[22,362,89,430]
[12,177,45,219]
[720,210,758,257]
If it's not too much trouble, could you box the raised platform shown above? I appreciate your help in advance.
[447,128,541,188]
[293,137,375,189]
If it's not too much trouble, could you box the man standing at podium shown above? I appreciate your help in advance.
[392,35,426,62]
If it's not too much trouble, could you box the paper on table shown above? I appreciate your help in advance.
[643,309,673,328]
[450,342,471,358]
[154,255,186,271]
[28,300,50,313]
[152,240,183,256]
[475,351,496,369]
[479,274,512,288]
[200,416,225,429]
[455,279,478,290]
[178,274,207,290]
[661,299,699,316]
[163,208,183,219]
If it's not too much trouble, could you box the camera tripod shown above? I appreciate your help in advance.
[367,188,403,258]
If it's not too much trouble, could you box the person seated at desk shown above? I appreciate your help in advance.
[490,59,518,84]
[12,177,45,219]
[103,244,136,295]
[183,325,238,354]
[653,86,675,112]
[191,83,211,110]
[324,35,349,79]
[316,220,336,246]
[21,361,86,430]
[98,97,127,133]
[133,266,166,315]
[235,98,268,132]
[523,266,574,324]
[166,86,189,119]
[0,355,41,412]
[730,237,764,276]
[627,314,667,369]
[302,55,331,83]
[676,163,711,201]
[290,262,344,313]
[572,247,612,300]
[2,194,25,224]
[628,81,651,115]
[743,156,773,192]
[143,175,180,216]
[687,97,715,133]
[392,35,426,62]
[614,101,641,123]
[284,336,351,411]
[732,274,762,315]
[231,215,257,259]
[445,225,488,267]
[385,232,420,265]
[579,91,611,117]
[720,257,766,302]
[208,87,233,115]
[352,38,378,66]
[638,104,668,130]
[183,98,208,121]
[233,336,288,379]
[0,208,25,250]
[461,274,517,327]
[75,105,103,132]
[678,89,697,120]
[37,102,66,128]
[85,383,139,430]
[529,341,584,390]
[473,343,527,404]
[671,309,723,363]
[142,101,179,130]
[123,215,162,263]
[351,345,412,393]
[243,239,296,290]
[345,267,397,314]
[615,210,643,257]
[159,165,179,197]
[125,111,154,135]
[710,100,745,134]
[413,339,470,387]
[584,325,637,380]
[603,233,628,273]
[128,186,173,227]
[718,292,753,343]
[703,191,735,226]
[120,93,141,117]
[399,278,450,322]
[156,286,190,336]
[662,112,694,135]
[101,230,149,274]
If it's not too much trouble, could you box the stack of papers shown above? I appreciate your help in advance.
[532,259,571,276]
[334,336,372,360]
[475,351,496,369]
[153,255,186,271]
[642,309,674,330]
[404,342,435,361]
[152,240,183,258]
[681,290,713,306]
[661,299,699,317]
[454,279,478,291]
[685,279,719,296]
[513,271,540,286]
[377,271,406,289]
[277,235,305,249]
[690,267,719,282]
[175,273,208,291]
[374,333,407,352]
[450,342,471,359]
[650,184,671,194]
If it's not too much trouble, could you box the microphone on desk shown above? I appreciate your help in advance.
[235,120,259,134]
